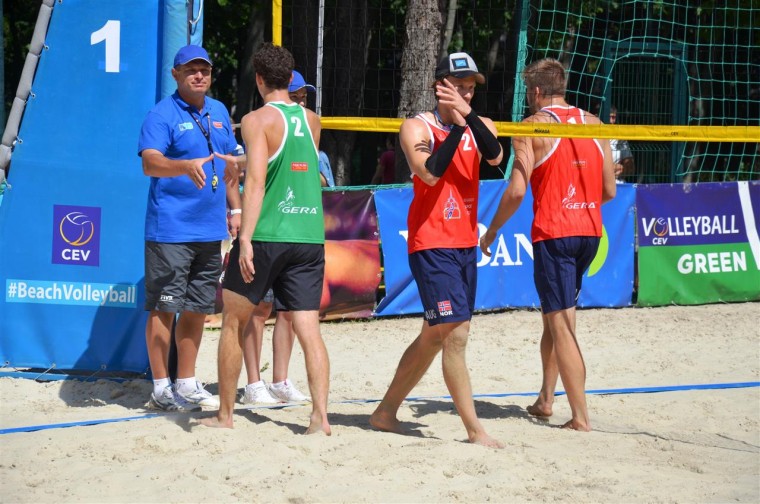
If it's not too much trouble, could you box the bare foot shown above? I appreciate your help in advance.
[469,432,505,449]
[199,416,233,429]
[369,408,403,434]
[561,419,591,432]
[305,422,332,436]
[305,413,332,436]
[526,401,553,417]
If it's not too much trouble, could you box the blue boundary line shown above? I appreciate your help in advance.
[1,381,757,435]
[0,414,161,434]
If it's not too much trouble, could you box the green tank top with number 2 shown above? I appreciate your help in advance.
[253,102,325,244]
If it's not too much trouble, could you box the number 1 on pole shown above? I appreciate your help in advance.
[90,20,120,73]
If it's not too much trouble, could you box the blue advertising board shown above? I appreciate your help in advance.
[374,180,635,316]
[0,1,161,372]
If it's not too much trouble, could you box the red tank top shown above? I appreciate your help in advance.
[407,114,481,253]
[530,106,604,242]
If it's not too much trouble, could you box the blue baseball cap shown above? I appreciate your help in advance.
[289,71,316,93]
[173,45,212,68]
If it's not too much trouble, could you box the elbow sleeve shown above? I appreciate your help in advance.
[465,111,501,161]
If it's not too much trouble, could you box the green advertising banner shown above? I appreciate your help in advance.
[636,182,760,306]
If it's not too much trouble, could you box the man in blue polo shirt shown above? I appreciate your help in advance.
[138,45,241,411]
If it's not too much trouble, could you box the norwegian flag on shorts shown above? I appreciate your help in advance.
[438,300,452,314]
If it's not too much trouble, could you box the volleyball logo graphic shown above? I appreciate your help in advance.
[52,205,101,266]
[60,212,95,246]
[653,217,669,237]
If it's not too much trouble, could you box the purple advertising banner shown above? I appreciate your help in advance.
[51,205,101,267]
[637,183,750,247]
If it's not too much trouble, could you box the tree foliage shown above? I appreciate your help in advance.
[3,1,37,125]
[3,1,757,183]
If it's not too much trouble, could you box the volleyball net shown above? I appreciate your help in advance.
[275,0,758,183]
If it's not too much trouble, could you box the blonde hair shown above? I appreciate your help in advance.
[522,58,567,97]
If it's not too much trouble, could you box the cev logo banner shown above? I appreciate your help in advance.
[52,205,101,267]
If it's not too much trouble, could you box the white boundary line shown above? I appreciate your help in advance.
[737,181,760,270]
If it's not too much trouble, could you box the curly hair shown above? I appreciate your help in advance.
[522,58,567,97]
[252,43,294,90]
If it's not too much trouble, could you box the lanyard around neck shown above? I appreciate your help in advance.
[189,111,213,152]
[188,110,219,192]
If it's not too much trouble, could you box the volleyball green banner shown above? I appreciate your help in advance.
[636,182,760,306]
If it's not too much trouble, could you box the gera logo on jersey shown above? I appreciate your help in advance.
[52,205,101,266]
[277,186,318,215]
[561,183,597,210]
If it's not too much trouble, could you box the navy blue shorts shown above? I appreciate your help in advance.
[533,236,600,314]
[408,247,477,326]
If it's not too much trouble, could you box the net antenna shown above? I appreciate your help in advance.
[315,0,325,115]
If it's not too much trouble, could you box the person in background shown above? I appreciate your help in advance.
[289,70,335,188]
[137,45,241,411]
[480,58,616,431]
[369,52,505,448]
[609,105,636,183]
[371,134,396,185]
[239,292,309,405]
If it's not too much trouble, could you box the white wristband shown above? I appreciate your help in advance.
[229,209,242,215]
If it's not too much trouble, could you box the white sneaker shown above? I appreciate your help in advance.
[174,381,220,409]
[240,381,279,405]
[269,379,310,403]
[148,385,201,412]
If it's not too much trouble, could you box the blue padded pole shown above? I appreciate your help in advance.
[160,0,204,99]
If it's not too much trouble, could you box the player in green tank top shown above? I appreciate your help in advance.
[253,102,325,244]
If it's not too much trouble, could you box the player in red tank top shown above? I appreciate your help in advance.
[370,52,505,448]
[530,105,605,242]
[405,110,482,252]
[480,58,616,431]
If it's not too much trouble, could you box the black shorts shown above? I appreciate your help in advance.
[408,247,477,326]
[533,236,600,313]
[223,239,325,311]
[144,241,222,314]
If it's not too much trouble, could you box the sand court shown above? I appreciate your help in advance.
[1,303,758,502]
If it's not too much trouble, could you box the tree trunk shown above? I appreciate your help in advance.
[395,0,443,183]
[439,0,457,58]
[233,0,268,123]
